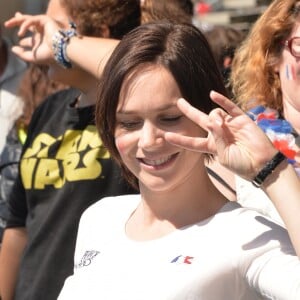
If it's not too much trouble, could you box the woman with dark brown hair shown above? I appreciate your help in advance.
[58,21,300,299]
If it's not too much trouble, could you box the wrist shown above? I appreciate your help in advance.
[51,22,77,69]
[261,158,289,189]
[252,151,286,188]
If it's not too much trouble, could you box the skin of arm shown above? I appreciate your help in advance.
[66,35,119,78]
[262,161,300,256]
[0,228,27,300]
[165,91,300,257]
[4,13,119,78]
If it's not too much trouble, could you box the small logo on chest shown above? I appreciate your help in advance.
[76,250,100,268]
[171,255,194,265]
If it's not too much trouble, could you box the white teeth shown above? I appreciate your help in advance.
[142,155,173,166]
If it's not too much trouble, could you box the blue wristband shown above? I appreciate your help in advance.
[52,23,77,69]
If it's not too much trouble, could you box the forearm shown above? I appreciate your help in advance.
[4,13,119,78]
[66,36,119,78]
[261,161,300,256]
[0,228,27,300]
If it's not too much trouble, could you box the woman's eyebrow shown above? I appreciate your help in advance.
[116,102,179,115]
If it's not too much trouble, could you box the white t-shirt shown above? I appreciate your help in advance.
[58,195,300,300]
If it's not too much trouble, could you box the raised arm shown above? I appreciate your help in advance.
[65,35,118,78]
[165,91,300,256]
[4,12,119,78]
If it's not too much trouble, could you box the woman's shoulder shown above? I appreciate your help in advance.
[235,175,284,225]
[221,202,292,250]
[222,201,282,227]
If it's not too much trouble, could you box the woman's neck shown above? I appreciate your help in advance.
[126,168,228,241]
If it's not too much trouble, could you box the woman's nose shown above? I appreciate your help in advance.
[138,121,164,149]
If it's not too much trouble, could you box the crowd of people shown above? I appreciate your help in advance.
[0,0,300,299]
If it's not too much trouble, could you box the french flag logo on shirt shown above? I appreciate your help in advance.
[171,255,194,265]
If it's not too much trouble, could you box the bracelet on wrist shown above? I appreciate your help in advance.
[52,22,77,69]
[252,151,286,188]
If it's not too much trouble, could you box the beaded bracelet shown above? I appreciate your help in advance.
[252,151,286,187]
[52,22,77,69]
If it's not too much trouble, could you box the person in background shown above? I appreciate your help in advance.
[140,0,194,24]
[0,0,69,247]
[230,0,300,224]
[0,25,27,155]
[204,25,246,94]
[4,0,195,82]
[17,64,67,132]
[0,0,140,299]
[57,21,300,299]
[0,64,66,244]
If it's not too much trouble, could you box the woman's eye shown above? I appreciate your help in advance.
[119,121,141,130]
[161,116,182,123]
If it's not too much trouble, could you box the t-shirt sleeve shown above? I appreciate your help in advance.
[240,215,300,299]
[246,247,300,299]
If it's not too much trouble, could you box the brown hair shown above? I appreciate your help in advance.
[96,22,227,188]
[141,0,193,24]
[231,0,300,112]
[204,25,246,70]
[17,64,66,128]
[61,0,140,38]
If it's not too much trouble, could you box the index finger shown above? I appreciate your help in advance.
[177,98,209,132]
[5,14,45,37]
[210,90,244,117]
[4,12,28,28]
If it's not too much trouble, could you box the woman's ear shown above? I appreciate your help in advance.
[273,64,280,74]
[100,25,110,38]
[273,63,280,73]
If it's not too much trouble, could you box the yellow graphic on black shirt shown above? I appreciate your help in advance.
[21,126,110,189]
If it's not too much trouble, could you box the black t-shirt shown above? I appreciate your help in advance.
[7,88,137,300]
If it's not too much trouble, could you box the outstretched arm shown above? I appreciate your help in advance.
[165,91,300,256]
[4,13,119,78]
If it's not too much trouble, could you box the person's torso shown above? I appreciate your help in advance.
[59,197,296,300]
[14,88,136,300]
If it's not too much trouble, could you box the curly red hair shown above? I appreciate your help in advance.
[231,0,300,112]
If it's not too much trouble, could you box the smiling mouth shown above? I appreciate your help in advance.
[139,153,178,167]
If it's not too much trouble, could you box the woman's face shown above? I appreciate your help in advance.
[114,65,205,192]
[277,22,300,112]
